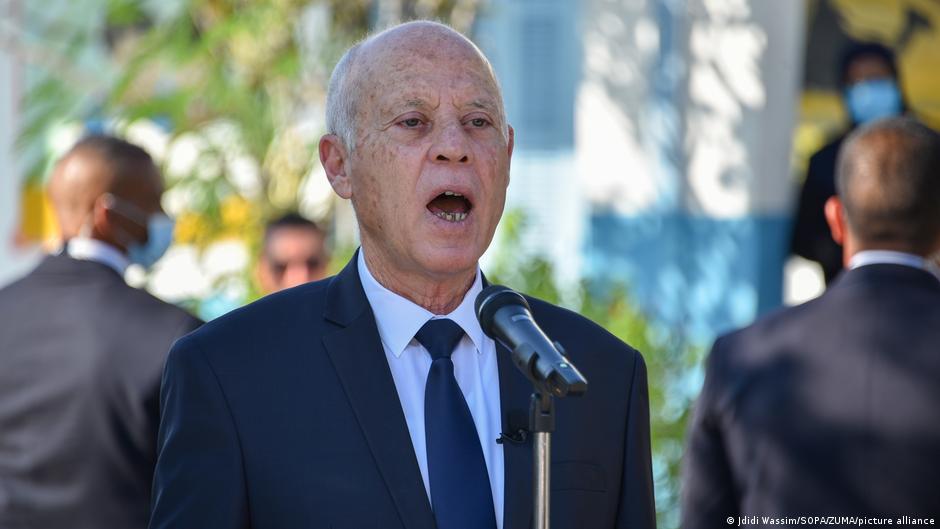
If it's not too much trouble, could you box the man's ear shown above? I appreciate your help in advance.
[92,195,121,248]
[507,124,515,160]
[319,134,352,199]
[824,195,846,246]
[505,125,515,183]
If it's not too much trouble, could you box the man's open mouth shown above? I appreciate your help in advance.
[427,190,473,222]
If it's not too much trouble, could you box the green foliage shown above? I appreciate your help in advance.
[19,0,482,302]
[486,210,700,529]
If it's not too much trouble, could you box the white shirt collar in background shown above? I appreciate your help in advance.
[849,250,926,271]
[357,249,486,357]
[65,238,130,277]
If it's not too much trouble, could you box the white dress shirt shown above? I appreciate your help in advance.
[357,251,504,528]
[65,237,130,277]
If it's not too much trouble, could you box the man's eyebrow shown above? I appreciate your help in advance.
[404,98,428,108]
[378,98,434,123]
[467,99,497,111]
[381,98,437,114]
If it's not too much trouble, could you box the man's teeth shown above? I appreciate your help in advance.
[443,191,463,197]
[434,211,468,222]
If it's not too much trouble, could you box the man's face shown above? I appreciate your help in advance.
[259,227,329,293]
[845,54,894,86]
[335,37,513,281]
[842,54,902,126]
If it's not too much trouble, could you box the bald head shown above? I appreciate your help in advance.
[48,135,161,239]
[325,21,507,151]
[835,117,940,255]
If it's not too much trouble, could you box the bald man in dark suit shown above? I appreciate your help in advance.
[683,117,940,528]
[0,135,202,529]
[149,21,655,529]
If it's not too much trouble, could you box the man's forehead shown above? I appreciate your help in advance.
[364,60,502,114]
[361,21,480,59]
[268,227,325,252]
[379,93,500,112]
[358,27,499,88]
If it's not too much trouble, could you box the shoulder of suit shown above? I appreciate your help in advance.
[708,294,827,372]
[809,133,848,163]
[523,294,642,360]
[0,257,201,335]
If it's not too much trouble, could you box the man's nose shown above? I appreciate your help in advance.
[283,264,313,289]
[429,121,470,163]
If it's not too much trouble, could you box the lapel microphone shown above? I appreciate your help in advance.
[496,409,529,445]
[496,430,527,445]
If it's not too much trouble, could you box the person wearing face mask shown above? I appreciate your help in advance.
[791,42,908,286]
[0,134,202,529]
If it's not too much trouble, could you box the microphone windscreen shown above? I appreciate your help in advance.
[475,285,529,337]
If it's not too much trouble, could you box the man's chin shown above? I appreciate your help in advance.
[419,246,481,277]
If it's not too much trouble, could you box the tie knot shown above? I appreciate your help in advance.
[415,319,465,361]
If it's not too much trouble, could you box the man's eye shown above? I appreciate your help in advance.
[469,118,489,127]
[401,118,422,127]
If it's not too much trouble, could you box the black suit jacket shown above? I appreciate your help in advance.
[150,254,655,529]
[682,264,940,528]
[0,254,202,529]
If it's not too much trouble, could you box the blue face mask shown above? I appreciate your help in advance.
[104,194,175,269]
[127,214,175,269]
[845,78,902,125]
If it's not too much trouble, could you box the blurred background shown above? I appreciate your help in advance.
[2,0,939,527]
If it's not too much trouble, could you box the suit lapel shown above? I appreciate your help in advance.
[322,253,436,529]
[482,273,535,529]
[497,339,535,529]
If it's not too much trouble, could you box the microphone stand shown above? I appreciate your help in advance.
[511,342,585,529]
[475,285,588,529]
[530,390,554,529]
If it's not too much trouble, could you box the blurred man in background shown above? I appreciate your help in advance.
[791,42,907,285]
[684,117,940,527]
[0,135,202,529]
[257,212,329,294]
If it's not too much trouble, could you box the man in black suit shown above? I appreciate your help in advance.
[0,135,202,529]
[791,42,906,284]
[150,21,655,529]
[683,116,940,528]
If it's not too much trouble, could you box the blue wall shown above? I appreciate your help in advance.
[586,213,790,341]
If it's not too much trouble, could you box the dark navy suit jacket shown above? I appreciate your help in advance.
[149,255,655,529]
[0,254,201,529]
[682,264,940,528]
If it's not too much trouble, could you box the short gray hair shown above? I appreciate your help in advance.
[836,116,940,253]
[324,21,509,152]
[325,42,362,151]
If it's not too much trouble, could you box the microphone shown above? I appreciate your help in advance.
[475,285,588,398]
[496,409,529,445]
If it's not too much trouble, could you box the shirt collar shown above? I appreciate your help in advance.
[849,250,926,271]
[64,237,130,277]
[357,249,487,359]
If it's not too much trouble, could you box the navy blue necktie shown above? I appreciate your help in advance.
[416,319,497,529]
